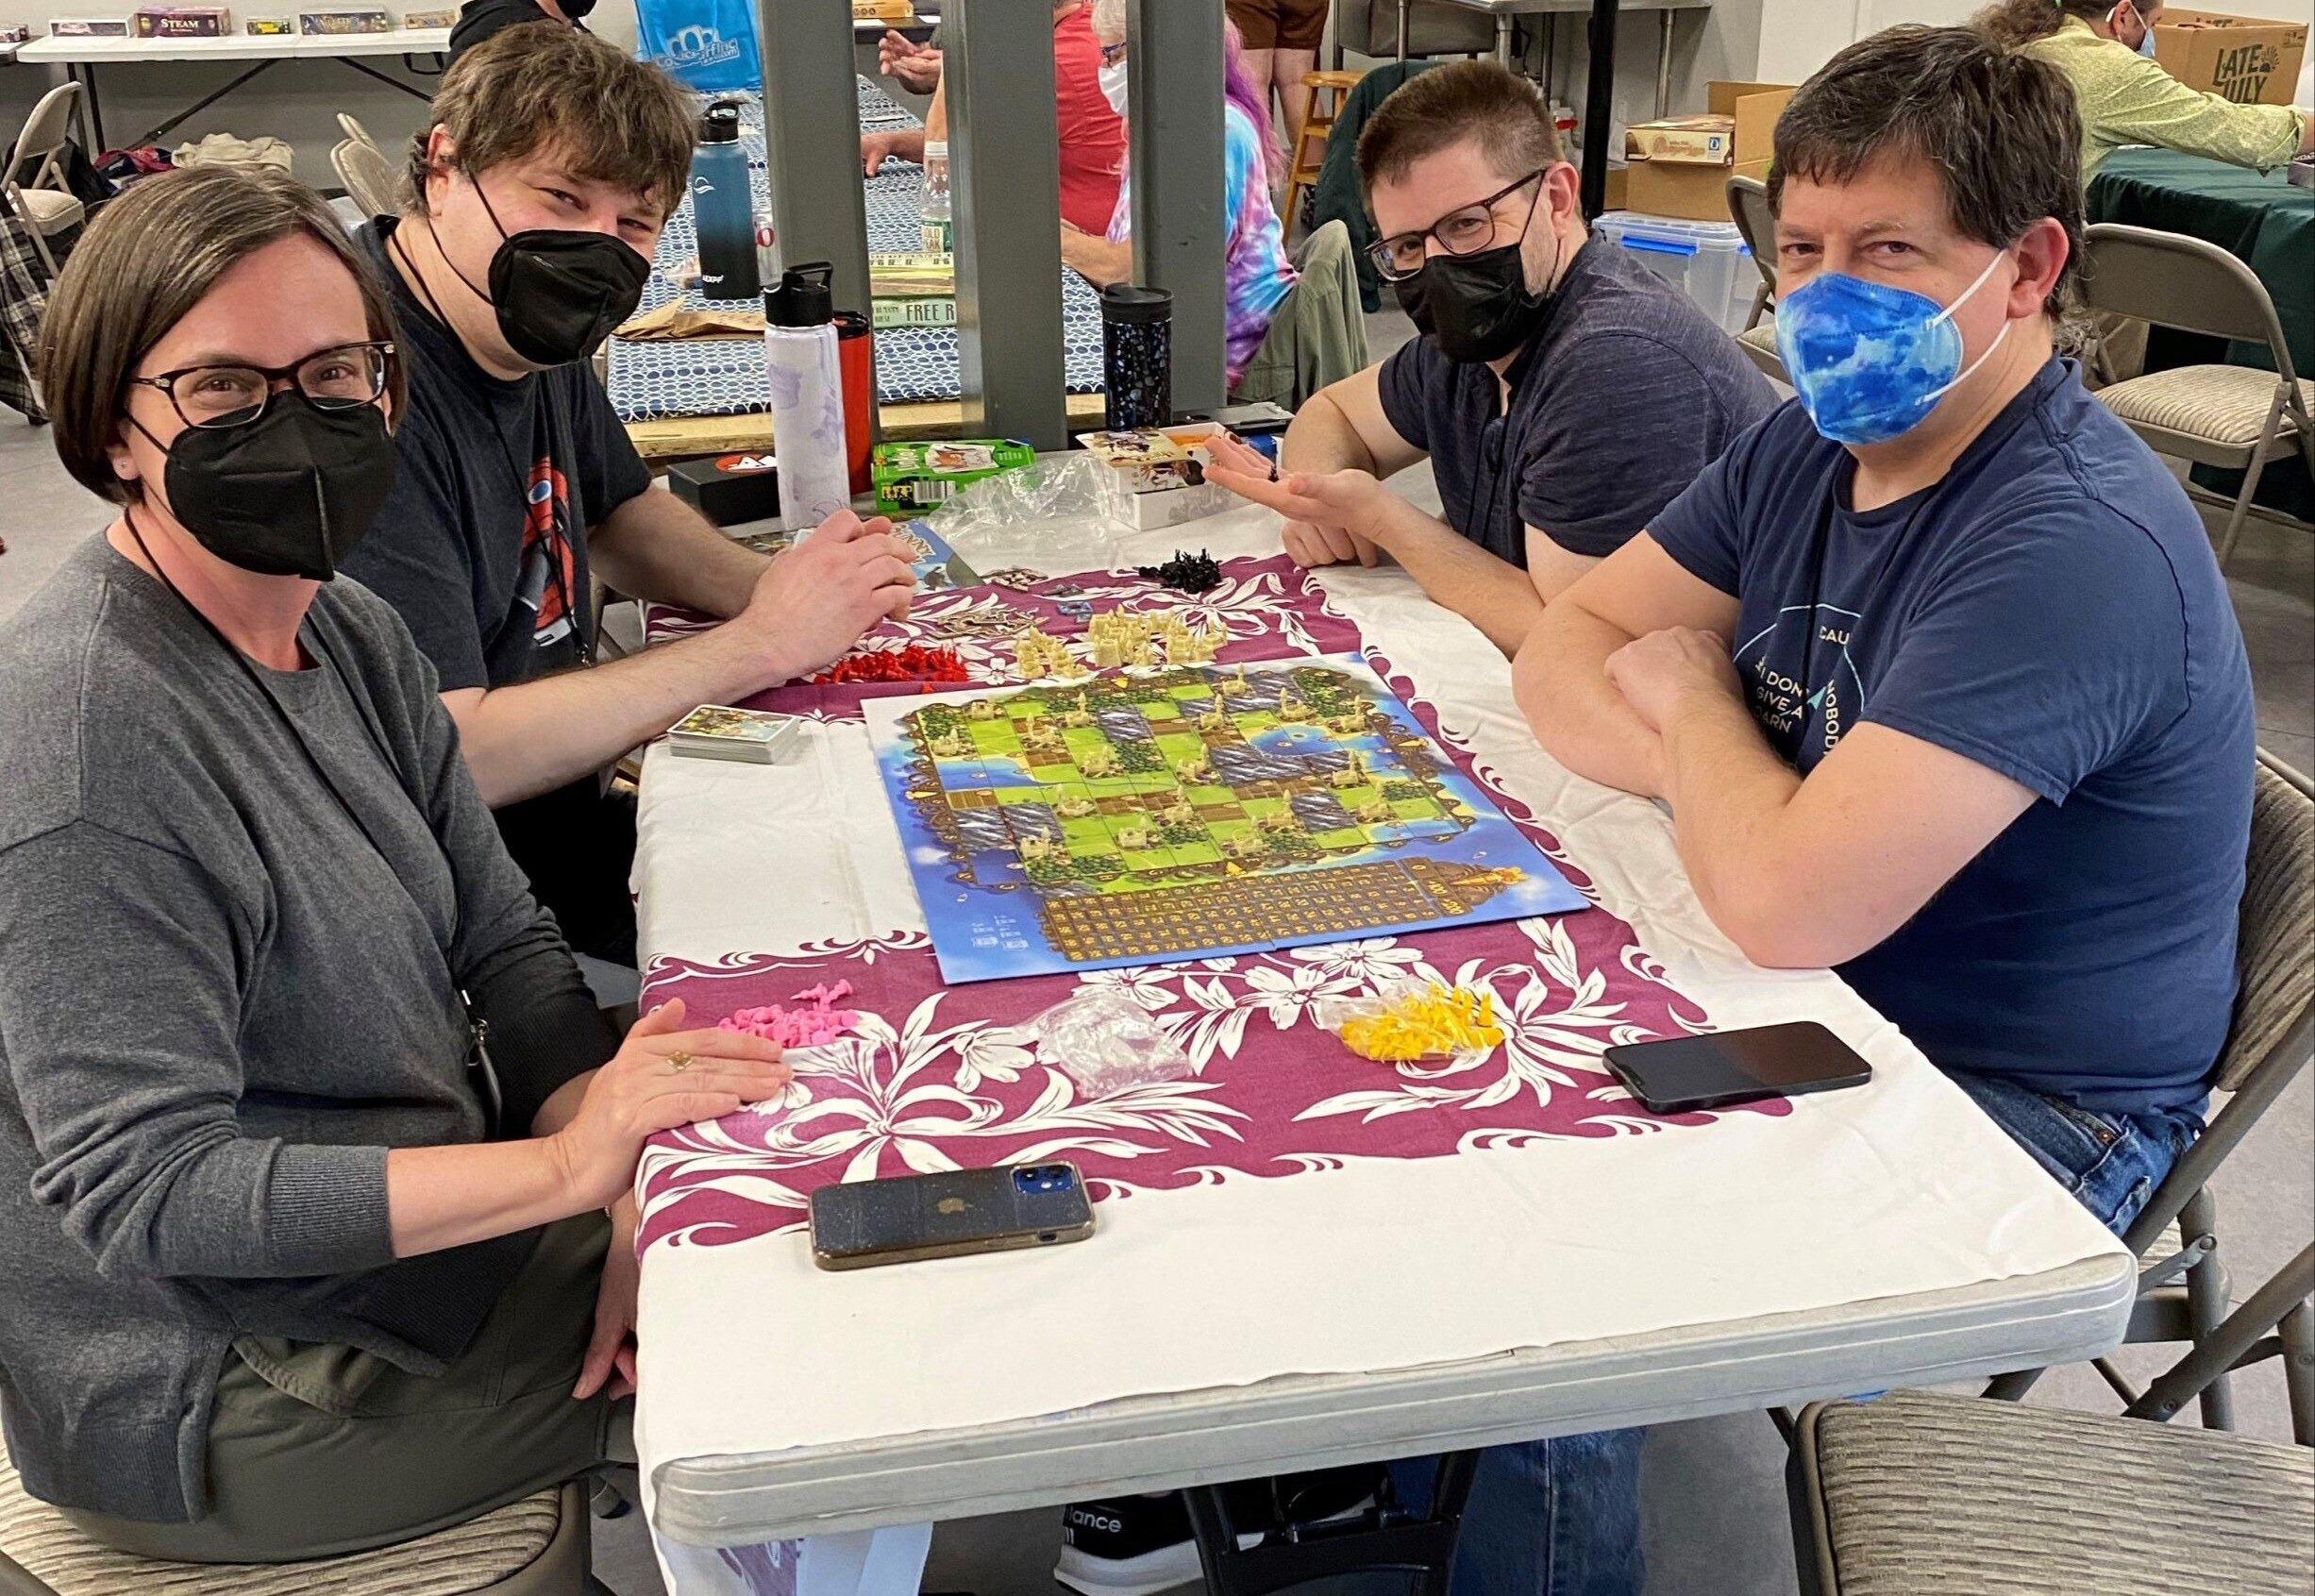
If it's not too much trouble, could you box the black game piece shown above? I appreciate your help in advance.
[1139,548,1222,594]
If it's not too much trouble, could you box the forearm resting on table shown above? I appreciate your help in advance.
[385,1136,590,1258]
[445,626,794,806]
[588,491,769,620]
[1514,599,1665,798]
[1368,499,1543,655]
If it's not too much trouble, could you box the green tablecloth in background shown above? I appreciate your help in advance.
[2088,147,2313,521]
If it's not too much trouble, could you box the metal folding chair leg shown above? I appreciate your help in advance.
[2187,1248,2237,1429]
[2282,1297,2314,1445]
[2216,389,2289,567]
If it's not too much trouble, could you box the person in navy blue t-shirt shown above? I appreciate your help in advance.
[1518,25,2254,1239]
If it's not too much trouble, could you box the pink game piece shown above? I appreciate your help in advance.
[719,981,862,1049]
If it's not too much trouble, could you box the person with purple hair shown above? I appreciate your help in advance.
[1059,4,1299,394]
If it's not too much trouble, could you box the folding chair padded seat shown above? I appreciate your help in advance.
[2095,366,2315,450]
[0,1430,574,1596]
[1796,1390,2315,1596]
[8,189,79,231]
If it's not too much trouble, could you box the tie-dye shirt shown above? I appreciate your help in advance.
[1108,103,1298,389]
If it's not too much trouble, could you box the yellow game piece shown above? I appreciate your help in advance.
[1338,983,1505,1063]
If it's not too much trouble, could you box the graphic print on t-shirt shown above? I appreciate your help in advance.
[1733,602,1866,769]
[516,457,579,655]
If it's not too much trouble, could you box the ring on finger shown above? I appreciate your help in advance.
[666,1050,695,1073]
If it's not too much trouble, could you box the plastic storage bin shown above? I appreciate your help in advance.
[1593,211,1759,336]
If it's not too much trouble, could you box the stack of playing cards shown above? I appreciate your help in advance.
[667,706,800,764]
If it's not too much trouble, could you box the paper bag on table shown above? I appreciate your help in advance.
[614,302,765,341]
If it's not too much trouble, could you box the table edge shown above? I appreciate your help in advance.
[646,1249,2133,1546]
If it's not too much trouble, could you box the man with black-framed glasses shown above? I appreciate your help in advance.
[1207,61,1772,657]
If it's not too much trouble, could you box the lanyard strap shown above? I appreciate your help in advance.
[122,512,504,1135]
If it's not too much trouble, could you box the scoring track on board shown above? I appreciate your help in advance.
[866,654,1589,983]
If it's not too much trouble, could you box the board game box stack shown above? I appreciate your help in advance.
[1079,424,1237,531]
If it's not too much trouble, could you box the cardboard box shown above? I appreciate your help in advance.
[1623,80,1791,223]
[298,7,389,30]
[1079,423,1236,532]
[869,438,1034,516]
[669,451,780,527]
[244,14,291,28]
[2153,8,2307,107]
[399,6,451,23]
[132,6,229,36]
[49,16,132,34]
[1626,114,1735,166]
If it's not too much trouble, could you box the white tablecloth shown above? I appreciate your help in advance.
[629,502,2126,1557]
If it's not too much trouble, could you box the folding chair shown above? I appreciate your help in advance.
[1985,750,2313,1429]
[2080,222,2315,565]
[0,1428,606,1596]
[331,136,402,220]
[1787,1245,2314,1596]
[1723,174,1784,384]
[3,83,86,280]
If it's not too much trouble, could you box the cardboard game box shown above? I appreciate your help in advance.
[132,7,230,36]
[49,17,132,35]
[1079,422,1237,532]
[298,7,390,30]
[870,439,1034,516]
[1623,81,1792,223]
[2153,8,2307,107]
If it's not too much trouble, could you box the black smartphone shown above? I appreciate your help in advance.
[1602,1021,1872,1114]
[808,1161,1097,1271]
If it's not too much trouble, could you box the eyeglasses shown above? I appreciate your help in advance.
[126,340,395,429]
[1367,170,1547,282]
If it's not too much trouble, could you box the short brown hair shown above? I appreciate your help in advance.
[408,22,694,221]
[1356,61,1562,196]
[37,165,404,505]
[1769,25,2084,312]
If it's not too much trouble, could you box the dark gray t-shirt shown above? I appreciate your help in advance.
[0,539,608,1521]
[1378,236,1777,565]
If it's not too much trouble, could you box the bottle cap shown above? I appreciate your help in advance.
[924,139,948,160]
[1099,283,1173,326]
[700,101,742,144]
[764,261,836,328]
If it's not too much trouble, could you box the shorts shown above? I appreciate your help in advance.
[1227,0,1328,52]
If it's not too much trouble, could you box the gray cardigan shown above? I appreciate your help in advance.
[0,537,618,1521]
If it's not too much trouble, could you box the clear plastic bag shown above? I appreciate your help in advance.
[1027,986,1193,1095]
[1312,980,1504,1064]
[927,451,1105,539]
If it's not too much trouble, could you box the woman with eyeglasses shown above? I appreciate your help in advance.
[0,165,790,1562]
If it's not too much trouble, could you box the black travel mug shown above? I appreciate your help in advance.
[1100,283,1173,431]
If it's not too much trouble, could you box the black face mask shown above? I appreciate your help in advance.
[1414,241,1552,365]
[554,0,596,17]
[136,398,398,580]
[1394,272,1436,339]
[439,183,650,367]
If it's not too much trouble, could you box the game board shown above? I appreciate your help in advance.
[864,653,1588,983]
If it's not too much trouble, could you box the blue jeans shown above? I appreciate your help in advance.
[1945,1070,2203,1237]
[1388,1428,1645,1596]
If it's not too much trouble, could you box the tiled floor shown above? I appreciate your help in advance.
[3,310,2307,1596]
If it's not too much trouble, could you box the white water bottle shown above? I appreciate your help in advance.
[762,261,850,535]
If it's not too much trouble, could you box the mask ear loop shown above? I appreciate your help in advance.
[1919,248,2018,405]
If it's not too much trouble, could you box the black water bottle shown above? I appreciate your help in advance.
[1100,283,1173,430]
[693,101,760,302]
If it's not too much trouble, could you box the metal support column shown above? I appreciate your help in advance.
[1579,0,1619,219]
[1655,8,1675,118]
[758,0,873,328]
[946,0,1069,448]
[1127,0,1227,416]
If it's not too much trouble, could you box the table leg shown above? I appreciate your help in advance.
[1579,0,1617,219]
[340,54,442,97]
[75,63,106,154]
[1655,8,1674,119]
[1395,0,1409,62]
[1497,13,1514,67]
[134,59,277,148]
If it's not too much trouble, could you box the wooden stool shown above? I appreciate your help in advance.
[1283,69,1363,232]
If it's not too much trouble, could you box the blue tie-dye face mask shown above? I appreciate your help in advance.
[1774,251,2013,445]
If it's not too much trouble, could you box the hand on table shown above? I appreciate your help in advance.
[1202,432,1385,570]
[736,510,916,681]
[546,1000,792,1214]
[576,1201,641,1402]
[862,129,917,177]
[879,30,941,93]
[1604,627,1745,733]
